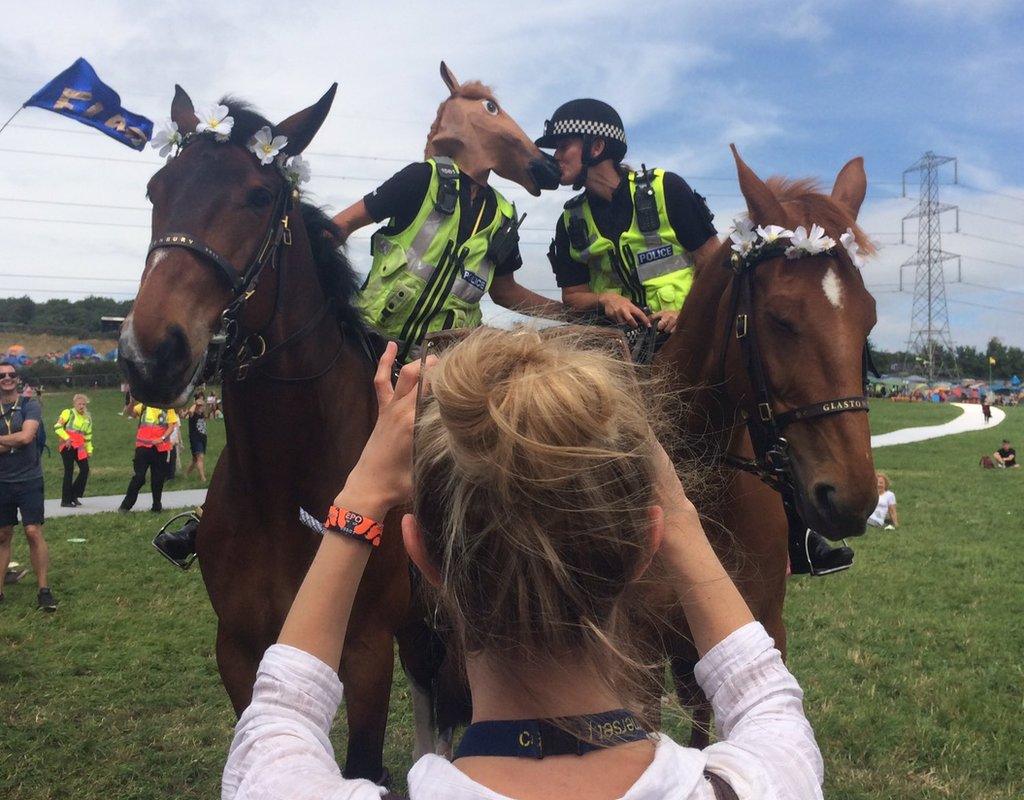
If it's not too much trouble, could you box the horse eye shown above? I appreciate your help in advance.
[247,187,274,208]
[768,313,798,334]
[482,99,499,116]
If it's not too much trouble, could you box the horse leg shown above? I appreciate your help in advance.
[340,628,395,783]
[216,622,258,716]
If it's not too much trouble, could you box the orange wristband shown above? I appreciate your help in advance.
[324,505,383,548]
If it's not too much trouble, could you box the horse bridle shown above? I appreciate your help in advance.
[720,242,877,498]
[145,132,305,381]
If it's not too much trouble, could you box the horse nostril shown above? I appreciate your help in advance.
[814,483,838,518]
[530,155,561,191]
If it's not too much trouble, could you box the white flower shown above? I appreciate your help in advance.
[756,224,794,244]
[279,153,311,186]
[150,119,181,158]
[194,104,234,142]
[785,224,836,258]
[249,126,288,166]
[729,216,758,255]
[841,228,866,268]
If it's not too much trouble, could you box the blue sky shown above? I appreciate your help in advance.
[0,0,1021,351]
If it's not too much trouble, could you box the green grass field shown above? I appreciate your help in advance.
[33,388,226,500]
[1,398,1020,799]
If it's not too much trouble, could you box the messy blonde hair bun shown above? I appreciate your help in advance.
[413,327,663,698]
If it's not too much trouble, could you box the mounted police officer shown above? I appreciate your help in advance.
[332,63,563,363]
[536,101,854,577]
[536,99,720,338]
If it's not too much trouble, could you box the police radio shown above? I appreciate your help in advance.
[633,164,660,234]
[488,208,526,265]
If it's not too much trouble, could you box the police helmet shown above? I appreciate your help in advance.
[535,99,627,163]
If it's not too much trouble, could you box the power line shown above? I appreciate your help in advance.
[960,280,1024,297]
[0,214,149,229]
[947,297,1024,317]
[0,196,149,212]
[960,209,1024,228]
[957,183,1024,204]
[961,255,1024,271]
[0,286,135,297]
[952,231,1024,249]
[0,272,137,283]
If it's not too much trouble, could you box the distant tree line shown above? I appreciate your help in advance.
[0,295,132,337]
[871,337,1024,380]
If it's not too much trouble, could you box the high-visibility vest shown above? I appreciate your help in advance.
[55,408,93,459]
[135,406,174,452]
[562,168,694,313]
[357,157,516,356]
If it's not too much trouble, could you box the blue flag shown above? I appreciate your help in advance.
[24,58,153,151]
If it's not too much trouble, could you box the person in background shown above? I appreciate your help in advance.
[981,397,992,424]
[222,331,823,800]
[206,391,220,420]
[0,360,57,611]
[54,393,93,507]
[866,472,898,531]
[993,439,1018,468]
[120,380,132,416]
[118,403,179,513]
[184,396,209,483]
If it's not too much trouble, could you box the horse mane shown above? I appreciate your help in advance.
[300,203,370,336]
[216,97,369,337]
[764,176,876,256]
[424,81,497,158]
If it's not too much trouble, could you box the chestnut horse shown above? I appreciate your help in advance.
[121,71,560,780]
[657,146,879,742]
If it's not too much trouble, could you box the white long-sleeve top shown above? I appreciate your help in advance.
[223,622,823,800]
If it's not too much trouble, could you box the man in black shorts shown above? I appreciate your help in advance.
[994,439,1018,468]
[0,360,57,610]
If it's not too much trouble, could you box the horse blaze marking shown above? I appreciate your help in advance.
[822,267,843,309]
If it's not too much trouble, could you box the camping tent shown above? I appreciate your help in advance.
[67,343,97,359]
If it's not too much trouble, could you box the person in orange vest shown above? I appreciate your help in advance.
[118,403,179,513]
[54,393,93,507]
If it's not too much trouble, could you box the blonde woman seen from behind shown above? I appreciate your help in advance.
[223,328,824,800]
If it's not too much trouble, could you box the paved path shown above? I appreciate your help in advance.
[871,402,1005,449]
[38,404,1005,518]
[45,488,207,519]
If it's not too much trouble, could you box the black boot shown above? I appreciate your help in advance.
[152,511,201,570]
[790,528,854,576]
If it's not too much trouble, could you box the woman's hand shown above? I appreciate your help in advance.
[651,440,705,557]
[335,342,433,519]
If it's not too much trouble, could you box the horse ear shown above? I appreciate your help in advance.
[440,61,461,96]
[731,144,787,225]
[831,157,867,220]
[171,85,197,135]
[276,83,338,156]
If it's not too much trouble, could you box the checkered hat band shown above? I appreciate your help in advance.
[549,118,626,144]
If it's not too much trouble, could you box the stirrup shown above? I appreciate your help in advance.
[151,510,200,571]
[805,529,854,576]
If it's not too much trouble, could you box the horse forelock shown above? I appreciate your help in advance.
[425,80,498,157]
[215,96,275,144]
[763,176,876,257]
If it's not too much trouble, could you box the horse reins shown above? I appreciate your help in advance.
[146,133,343,383]
[719,243,877,504]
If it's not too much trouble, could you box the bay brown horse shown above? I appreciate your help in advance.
[657,146,879,743]
[120,71,560,779]
[119,86,412,781]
